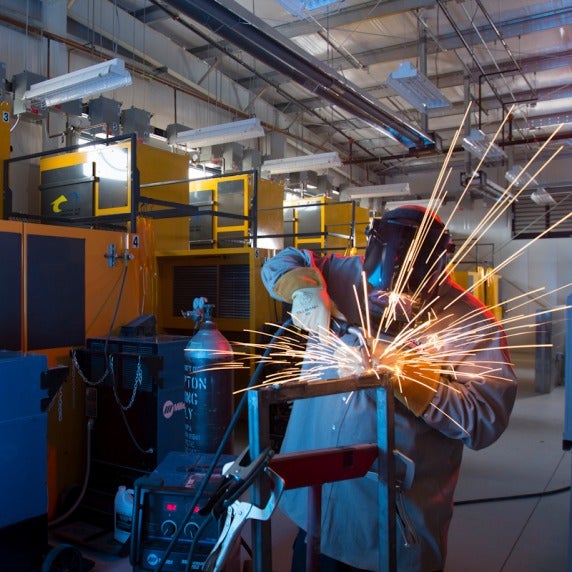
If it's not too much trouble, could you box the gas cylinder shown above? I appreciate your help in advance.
[184,303,234,454]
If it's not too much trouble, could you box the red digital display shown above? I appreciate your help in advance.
[165,502,177,512]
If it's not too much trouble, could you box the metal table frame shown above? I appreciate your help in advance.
[247,373,397,572]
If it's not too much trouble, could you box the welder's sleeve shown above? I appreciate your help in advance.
[419,290,518,450]
[261,247,324,302]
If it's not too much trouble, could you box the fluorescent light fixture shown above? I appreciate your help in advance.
[386,62,451,114]
[261,152,342,176]
[385,198,437,211]
[169,118,265,147]
[340,182,411,200]
[21,58,132,109]
[505,165,537,188]
[462,129,507,163]
[530,188,556,206]
[462,170,513,201]
[276,0,343,17]
[484,178,512,199]
[505,165,555,205]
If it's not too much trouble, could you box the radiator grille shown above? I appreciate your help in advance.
[219,264,250,319]
[512,188,572,238]
[173,266,217,316]
[172,264,250,320]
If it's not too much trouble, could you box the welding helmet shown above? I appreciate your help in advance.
[363,205,453,309]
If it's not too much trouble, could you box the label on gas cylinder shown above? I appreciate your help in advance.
[184,364,233,454]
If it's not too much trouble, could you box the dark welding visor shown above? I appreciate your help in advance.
[363,213,451,300]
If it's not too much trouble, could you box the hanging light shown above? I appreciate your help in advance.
[505,165,540,188]
[261,152,342,176]
[462,129,507,163]
[386,62,451,114]
[530,188,556,206]
[340,183,411,200]
[21,58,132,109]
[505,165,556,205]
[168,118,265,147]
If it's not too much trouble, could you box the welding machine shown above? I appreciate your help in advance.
[130,451,235,572]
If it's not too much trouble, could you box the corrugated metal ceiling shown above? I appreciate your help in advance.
[42,0,572,187]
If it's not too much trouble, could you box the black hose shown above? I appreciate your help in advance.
[454,485,571,506]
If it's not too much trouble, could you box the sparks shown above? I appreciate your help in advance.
[196,111,569,440]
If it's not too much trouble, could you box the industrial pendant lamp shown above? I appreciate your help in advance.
[261,152,342,176]
[21,58,132,109]
[386,62,451,114]
[462,129,507,163]
[168,118,265,148]
[340,183,411,200]
[505,165,556,205]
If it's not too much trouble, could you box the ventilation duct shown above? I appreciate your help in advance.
[158,0,435,153]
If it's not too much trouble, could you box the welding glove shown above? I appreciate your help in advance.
[371,339,441,417]
[291,287,331,335]
[392,359,441,417]
[273,267,344,336]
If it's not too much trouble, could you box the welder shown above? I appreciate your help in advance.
[261,205,518,571]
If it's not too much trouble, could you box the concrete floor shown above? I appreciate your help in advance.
[50,349,571,572]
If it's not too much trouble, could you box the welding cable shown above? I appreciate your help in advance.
[103,261,129,357]
[455,452,571,505]
[112,378,154,455]
[106,264,152,453]
[454,485,571,506]
[151,318,294,572]
[74,260,130,386]
[53,264,136,527]
[187,511,216,571]
[48,418,94,528]
[102,262,153,454]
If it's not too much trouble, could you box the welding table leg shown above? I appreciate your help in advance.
[377,384,396,572]
[306,484,322,572]
[247,389,273,572]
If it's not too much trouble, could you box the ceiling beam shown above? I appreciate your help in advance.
[189,0,437,61]
[234,6,572,97]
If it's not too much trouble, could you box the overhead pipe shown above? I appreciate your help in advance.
[157,0,435,154]
[344,127,572,173]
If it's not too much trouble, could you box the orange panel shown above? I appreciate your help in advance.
[1,221,145,519]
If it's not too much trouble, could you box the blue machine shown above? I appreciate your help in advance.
[0,350,49,570]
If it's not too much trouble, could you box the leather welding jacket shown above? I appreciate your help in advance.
[261,247,518,572]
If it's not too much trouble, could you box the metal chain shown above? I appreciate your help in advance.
[57,386,63,422]
[70,349,142,411]
[46,377,64,423]
[113,355,143,411]
[71,363,76,409]
[71,349,110,386]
